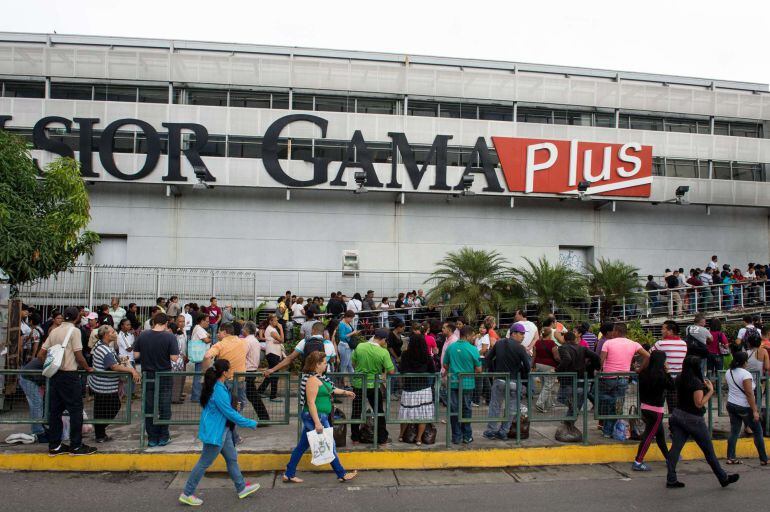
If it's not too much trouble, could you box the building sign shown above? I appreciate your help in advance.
[493,137,652,197]
[0,114,652,197]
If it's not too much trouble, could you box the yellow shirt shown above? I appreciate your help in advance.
[205,335,248,373]
[42,323,83,372]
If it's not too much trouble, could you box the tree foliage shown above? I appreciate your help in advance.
[0,130,99,288]
[424,247,512,323]
[585,258,641,320]
[511,257,586,319]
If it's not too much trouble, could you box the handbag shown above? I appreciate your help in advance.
[187,339,207,363]
[42,326,76,378]
[307,427,336,466]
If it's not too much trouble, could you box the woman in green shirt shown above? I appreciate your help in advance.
[283,351,358,483]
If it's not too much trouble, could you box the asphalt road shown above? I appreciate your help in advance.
[2,460,766,512]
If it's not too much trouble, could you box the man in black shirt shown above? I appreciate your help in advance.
[134,313,180,447]
[387,319,405,399]
[326,292,346,319]
[665,270,683,315]
[557,331,600,418]
[482,324,530,440]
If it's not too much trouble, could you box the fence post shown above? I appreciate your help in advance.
[87,265,96,310]
[740,284,745,309]
[372,375,379,450]
[253,274,258,311]
[596,296,601,320]
[139,372,147,450]
[581,378,589,445]
[445,380,452,448]
[155,269,161,300]
[718,286,723,311]
[694,287,698,313]
[515,375,521,445]
[668,292,673,316]
[621,298,627,320]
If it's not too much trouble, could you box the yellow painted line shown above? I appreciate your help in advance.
[0,439,762,472]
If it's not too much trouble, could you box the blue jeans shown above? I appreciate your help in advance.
[337,343,353,374]
[485,379,518,435]
[144,375,172,443]
[449,388,473,442]
[19,377,45,436]
[184,430,245,496]
[727,402,768,462]
[285,412,345,479]
[209,323,219,344]
[190,362,203,402]
[599,378,628,437]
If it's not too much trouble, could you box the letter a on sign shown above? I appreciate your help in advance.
[491,137,652,197]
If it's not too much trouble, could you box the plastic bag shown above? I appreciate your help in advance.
[307,427,335,466]
[612,419,630,441]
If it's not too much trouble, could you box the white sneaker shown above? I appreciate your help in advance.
[178,494,203,506]
[238,482,261,499]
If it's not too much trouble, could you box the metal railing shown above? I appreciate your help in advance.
[2,367,764,451]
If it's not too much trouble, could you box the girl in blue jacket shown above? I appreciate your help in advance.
[179,359,260,506]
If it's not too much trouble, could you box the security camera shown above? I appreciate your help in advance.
[675,185,689,204]
[577,180,591,201]
[353,171,368,194]
[192,165,213,190]
[460,174,475,196]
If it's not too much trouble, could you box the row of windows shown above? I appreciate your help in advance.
[1,80,766,139]
[652,157,765,181]
[7,127,766,183]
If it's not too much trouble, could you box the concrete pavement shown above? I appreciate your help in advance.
[1,460,766,512]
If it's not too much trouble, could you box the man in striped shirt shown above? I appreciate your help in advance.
[651,320,687,374]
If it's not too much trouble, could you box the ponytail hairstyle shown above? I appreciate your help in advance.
[730,351,748,370]
[200,359,230,408]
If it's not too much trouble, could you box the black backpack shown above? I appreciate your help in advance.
[303,337,326,358]
[684,327,709,358]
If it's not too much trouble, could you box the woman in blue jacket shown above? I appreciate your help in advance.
[179,359,260,506]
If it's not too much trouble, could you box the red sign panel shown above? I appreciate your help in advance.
[491,137,653,197]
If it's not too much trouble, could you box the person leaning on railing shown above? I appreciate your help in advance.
[89,325,141,443]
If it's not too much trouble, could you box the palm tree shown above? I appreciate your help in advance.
[511,257,586,319]
[424,248,512,323]
[585,258,641,321]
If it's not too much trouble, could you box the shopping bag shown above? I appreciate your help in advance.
[307,427,335,466]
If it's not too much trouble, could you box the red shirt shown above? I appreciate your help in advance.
[424,334,438,354]
[534,338,558,367]
[204,305,221,325]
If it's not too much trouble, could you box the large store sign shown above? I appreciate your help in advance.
[0,113,652,197]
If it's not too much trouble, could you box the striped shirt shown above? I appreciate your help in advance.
[651,337,688,373]
[88,342,120,394]
[298,372,335,410]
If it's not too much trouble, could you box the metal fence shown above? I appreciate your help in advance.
[1,368,764,451]
[15,266,770,328]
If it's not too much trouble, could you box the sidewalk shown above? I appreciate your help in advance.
[0,392,757,472]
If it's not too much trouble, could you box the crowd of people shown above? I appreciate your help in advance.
[8,274,770,501]
[644,257,769,315]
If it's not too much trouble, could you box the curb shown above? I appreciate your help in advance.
[0,439,762,472]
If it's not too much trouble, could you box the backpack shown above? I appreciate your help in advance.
[303,337,326,359]
[742,327,761,348]
[684,327,709,358]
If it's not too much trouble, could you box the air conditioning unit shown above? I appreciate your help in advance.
[342,250,360,277]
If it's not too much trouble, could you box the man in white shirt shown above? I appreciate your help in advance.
[513,309,539,355]
[182,304,193,338]
[707,255,719,271]
[291,298,306,325]
[737,315,759,346]
[108,298,127,329]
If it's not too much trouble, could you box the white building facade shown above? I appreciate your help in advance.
[1,32,769,278]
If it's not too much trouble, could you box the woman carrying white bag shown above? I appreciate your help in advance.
[283,351,358,483]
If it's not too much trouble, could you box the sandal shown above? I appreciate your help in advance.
[282,475,304,483]
[398,437,403,443]
[338,471,358,483]
[726,459,743,465]
[761,461,768,466]
[415,441,422,446]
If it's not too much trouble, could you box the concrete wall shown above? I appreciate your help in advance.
[86,183,770,275]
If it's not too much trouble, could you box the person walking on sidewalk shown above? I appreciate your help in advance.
[283,351,358,484]
[37,306,96,456]
[632,351,674,471]
[179,359,260,506]
[665,356,739,489]
[725,351,768,466]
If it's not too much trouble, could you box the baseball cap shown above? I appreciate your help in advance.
[509,323,526,334]
[374,328,389,339]
[63,306,81,322]
[86,312,98,320]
